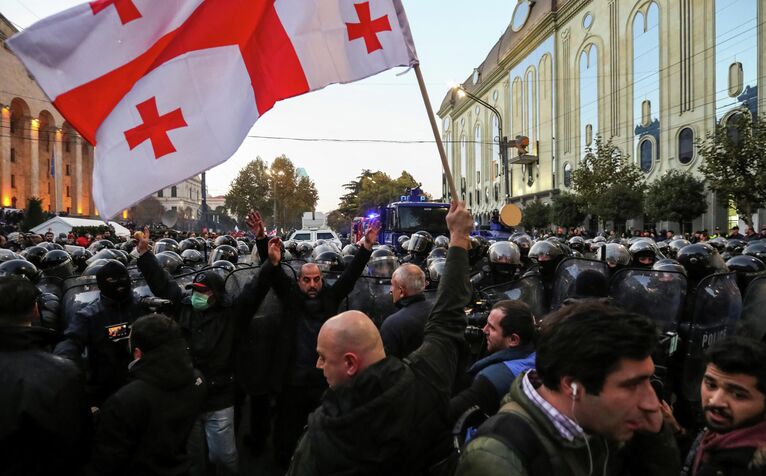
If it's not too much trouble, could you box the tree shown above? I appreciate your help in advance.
[644,170,708,233]
[129,196,165,227]
[698,111,766,226]
[520,200,551,231]
[550,193,586,229]
[571,136,646,227]
[326,210,352,233]
[21,197,45,231]
[269,156,319,230]
[225,158,271,222]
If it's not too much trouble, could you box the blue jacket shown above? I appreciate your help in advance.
[471,345,536,398]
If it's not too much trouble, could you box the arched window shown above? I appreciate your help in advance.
[579,45,598,157]
[474,124,482,188]
[678,128,694,164]
[639,139,653,171]
[460,135,467,182]
[492,115,500,176]
[563,163,572,188]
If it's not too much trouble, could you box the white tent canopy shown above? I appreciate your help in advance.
[31,217,131,238]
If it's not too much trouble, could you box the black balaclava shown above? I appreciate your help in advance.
[96,260,132,302]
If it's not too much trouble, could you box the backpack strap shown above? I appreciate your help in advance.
[474,401,567,475]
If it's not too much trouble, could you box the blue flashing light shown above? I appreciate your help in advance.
[367,213,380,219]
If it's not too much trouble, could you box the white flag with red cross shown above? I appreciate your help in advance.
[8,0,418,219]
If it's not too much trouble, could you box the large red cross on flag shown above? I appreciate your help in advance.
[8,0,418,219]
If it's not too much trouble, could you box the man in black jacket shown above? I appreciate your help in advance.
[380,263,434,359]
[258,221,379,466]
[135,211,270,475]
[287,201,472,475]
[55,259,147,408]
[89,313,207,476]
[0,276,90,476]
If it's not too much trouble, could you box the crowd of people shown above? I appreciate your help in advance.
[1,203,766,476]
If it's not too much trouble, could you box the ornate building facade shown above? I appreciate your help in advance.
[154,176,204,221]
[0,13,95,215]
[439,0,765,231]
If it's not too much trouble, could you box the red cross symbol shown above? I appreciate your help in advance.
[90,0,142,25]
[346,2,391,54]
[124,97,187,159]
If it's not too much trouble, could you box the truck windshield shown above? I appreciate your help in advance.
[397,207,449,234]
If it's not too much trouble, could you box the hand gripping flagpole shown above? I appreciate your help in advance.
[413,64,458,201]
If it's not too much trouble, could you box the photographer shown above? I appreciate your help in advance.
[450,300,536,422]
[55,259,147,408]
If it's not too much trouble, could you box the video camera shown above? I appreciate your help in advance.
[464,300,491,351]
[138,296,174,314]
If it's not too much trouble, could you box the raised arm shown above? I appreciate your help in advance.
[406,201,472,395]
[134,227,183,309]
[331,220,379,299]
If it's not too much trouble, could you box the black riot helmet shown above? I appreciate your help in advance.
[112,249,132,265]
[208,244,238,266]
[397,235,410,246]
[652,258,687,277]
[528,240,563,276]
[426,247,447,267]
[0,249,21,263]
[629,241,660,268]
[0,259,42,283]
[210,259,236,276]
[708,237,728,254]
[406,231,434,255]
[367,248,398,278]
[70,247,93,273]
[725,238,747,256]
[40,249,74,279]
[88,248,123,265]
[181,249,204,266]
[314,250,343,273]
[567,236,585,253]
[677,243,728,282]
[666,238,691,259]
[726,255,766,291]
[236,241,250,256]
[88,239,115,253]
[156,251,183,275]
[488,241,521,275]
[511,234,533,259]
[467,236,486,266]
[433,235,449,249]
[428,258,447,283]
[296,242,314,259]
[743,242,766,266]
[342,244,359,257]
[179,238,200,253]
[598,243,631,269]
[153,238,180,255]
[21,246,48,267]
[95,259,132,302]
[214,235,238,248]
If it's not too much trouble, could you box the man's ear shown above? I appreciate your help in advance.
[132,346,143,361]
[505,332,521,347]
[344,353,360,377]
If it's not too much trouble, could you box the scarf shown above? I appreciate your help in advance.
[693,420,766,474]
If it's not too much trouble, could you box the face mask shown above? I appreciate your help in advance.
[191,291,212,311]
[101,277,132,302]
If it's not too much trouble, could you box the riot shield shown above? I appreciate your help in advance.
[550,258,609,311]
[61,276,101,329]
[481,275,546,318]
[342,276,397,327]
[37,275,65,299]
[737,276,766,341]
[224,266,261,297]
[608,268,687,333]
[681,272,742,401]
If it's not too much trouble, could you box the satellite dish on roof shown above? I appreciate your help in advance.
[161,209,178,228]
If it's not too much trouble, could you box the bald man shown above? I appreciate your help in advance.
[255,221,380,466]
[287,201,474,476]
[380,264,434,358]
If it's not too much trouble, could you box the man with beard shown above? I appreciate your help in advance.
[258,221,379,466]
[683,336,766,475]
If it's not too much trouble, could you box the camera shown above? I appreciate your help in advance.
[139,296,174,313]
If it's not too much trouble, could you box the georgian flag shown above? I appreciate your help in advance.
[8,0,418,218]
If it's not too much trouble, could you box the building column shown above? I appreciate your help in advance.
[54,130,63,212]
[30,119,39,197]
[74,137,82,215]
[0,106,10,207]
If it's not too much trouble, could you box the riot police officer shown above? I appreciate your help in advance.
[472,241,522,288]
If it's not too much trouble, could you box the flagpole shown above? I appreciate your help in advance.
[413,64,458,201]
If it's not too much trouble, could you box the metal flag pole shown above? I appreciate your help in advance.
[413,63,458,201]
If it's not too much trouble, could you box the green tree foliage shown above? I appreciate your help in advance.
[225,158,271,222]
[21,197,45,231]
[129,196,165,227]
[326,210,352,233]
[334,170,427,223]
[644,170,708,232]
[698,111,766,225]
[571,136,646,225]
[520,200,551,231]
[550,192,586,229]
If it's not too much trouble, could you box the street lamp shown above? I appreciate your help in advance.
[454,84,511,203]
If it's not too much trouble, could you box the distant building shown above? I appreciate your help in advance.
[155,176,203,221]
[0,13,95,215]
[296,167,309,179]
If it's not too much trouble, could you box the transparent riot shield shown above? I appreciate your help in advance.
[609,268,687,333]
[224,266,261,297]
[737,276,766,341]
[550,258,609,311]
[37,275,65,299]
[481,275,546,319]
[342,276,397,327]
[681,272,743,401]
[61,276,101,329]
